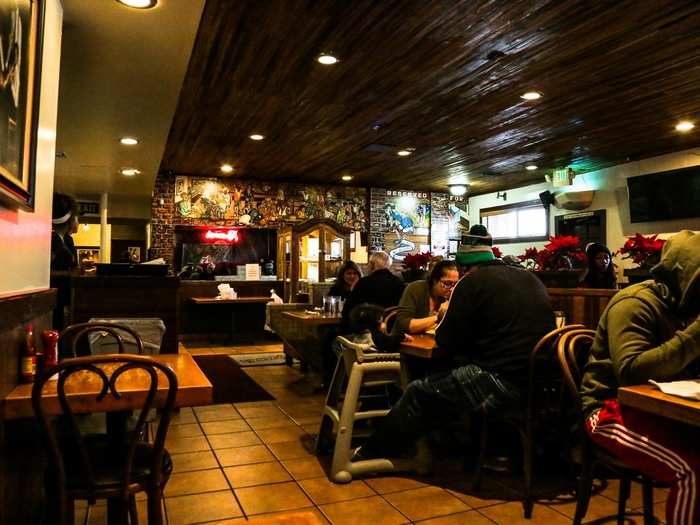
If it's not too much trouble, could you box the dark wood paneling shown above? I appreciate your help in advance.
[0,289,56,525]
[161,0,700,195]
[0,289,56,399]
[548,287,617,329]
[71,276,180,353]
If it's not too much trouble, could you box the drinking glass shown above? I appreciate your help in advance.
[554,310,567,328]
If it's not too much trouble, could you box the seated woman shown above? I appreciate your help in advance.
[327,260,362,300]
[394,260,459,335]
[581,242,617,289]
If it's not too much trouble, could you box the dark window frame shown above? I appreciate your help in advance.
[479,199,550,244]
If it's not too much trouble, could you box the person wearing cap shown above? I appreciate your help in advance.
[581,242,617,289]
[51,193,79,271]
[50,193,80,330]
[580,230,700,525]
[353,225,555,462]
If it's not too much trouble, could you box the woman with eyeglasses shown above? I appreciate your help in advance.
[394,259,459,335]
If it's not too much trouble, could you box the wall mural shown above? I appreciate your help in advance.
[174,176,368,230]
[382,190,431,261]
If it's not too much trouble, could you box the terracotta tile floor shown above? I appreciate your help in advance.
[73,340,667,524]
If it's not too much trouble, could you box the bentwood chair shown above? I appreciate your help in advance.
[470,324,585,519]
[60,322,146,358]
[557,329,657,525]
[32,354,178,525]
[380,306,400,335]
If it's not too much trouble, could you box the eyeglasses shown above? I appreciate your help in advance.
[439,280,457,289]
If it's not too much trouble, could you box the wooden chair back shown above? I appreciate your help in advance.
[32,354,178,506]
[381,306,400,335]
[60,322,145,357]
[556,329,597,409]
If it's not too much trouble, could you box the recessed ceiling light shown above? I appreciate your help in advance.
[526,164,538,171]
[520,91,542,101]
[220,164,234,173]
[341,175,353,181]
[676,120,695,132]
[120,137,138,146]
[249,134,265,141]
[397,149,413,157]
[116,0,157,8]
[120,168,140,176]
[317,53,338,65]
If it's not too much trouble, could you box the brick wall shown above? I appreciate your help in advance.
[369,187,388,250]
[150,173,176,266]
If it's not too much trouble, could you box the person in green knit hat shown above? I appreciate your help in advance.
[353,225,555,464]
[580,230,700,525]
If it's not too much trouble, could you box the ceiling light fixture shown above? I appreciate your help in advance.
[249,134,265,141]
[120,168,140,176]
[397,149,413,157]
[520,91,542,101]
[317,53,338,65]
[526,164,538,171]
[116,0,157,8]
[341,175,353,181]
[448,184,469,197]
[676,120,695,132]
[120,137,138,146]
[220,164,234,173]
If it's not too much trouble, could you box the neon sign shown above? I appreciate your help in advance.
[203,229,239,242]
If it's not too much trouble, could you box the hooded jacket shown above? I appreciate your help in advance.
[580,230,700,417]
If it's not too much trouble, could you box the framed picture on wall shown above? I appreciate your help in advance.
[0,0,45,211]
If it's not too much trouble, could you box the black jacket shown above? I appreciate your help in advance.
[340,269,405,333]
[436,260,555,383]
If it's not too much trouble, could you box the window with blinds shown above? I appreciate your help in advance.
[479,199,549,243]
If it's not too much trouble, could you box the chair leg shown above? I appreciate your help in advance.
[641,478,655,525]
[147,488,164,525]
[128,494,139,525]
[572,460,594,525]
[617,477,631,525]
[330,365,364,483]
[66,499,75,525]
[470,419,489,491]
[521,430,534,519]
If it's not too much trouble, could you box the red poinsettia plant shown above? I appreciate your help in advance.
[492,246,503,258]
[538,235,587,271]
[519,246,540,269]
[521,235,586,271]
[402,251,432,271]
[618,234,666,269]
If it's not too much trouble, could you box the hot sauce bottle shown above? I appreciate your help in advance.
[20,324,37,383]
[42,330,59,370]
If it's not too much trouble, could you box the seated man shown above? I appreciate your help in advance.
[580,230,700,525]
[394,260,459,335]
[340,250,405,334]
[355,230,555,460]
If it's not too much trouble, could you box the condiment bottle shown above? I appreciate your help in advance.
[20,324,36,383]
[42,330,59,370]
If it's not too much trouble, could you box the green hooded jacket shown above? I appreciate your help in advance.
[580,230,700,417]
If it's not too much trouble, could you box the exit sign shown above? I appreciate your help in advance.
[552,168,574,187]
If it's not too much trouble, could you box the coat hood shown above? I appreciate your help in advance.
[650,230,700,312]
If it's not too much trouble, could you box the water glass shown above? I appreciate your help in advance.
[554,310,567,328]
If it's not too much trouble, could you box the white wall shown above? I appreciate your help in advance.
[0,0,63,297]
[468,148,700,278]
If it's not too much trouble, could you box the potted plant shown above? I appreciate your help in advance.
[401,252,431,283]
[521,236,586,288]
[492,246,503,258]
[618,234,666,284]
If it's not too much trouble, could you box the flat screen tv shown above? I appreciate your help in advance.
[627,166,700,223]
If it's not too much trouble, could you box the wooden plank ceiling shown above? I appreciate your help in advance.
[161,0,700,195]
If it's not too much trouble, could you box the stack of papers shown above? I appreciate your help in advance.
[649,379,700,400]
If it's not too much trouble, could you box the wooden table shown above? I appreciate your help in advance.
[2,353,213,420]
[276,311,342,371]
[189,296,272,341]
[618,384,700,428]
[282,310,343,326]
